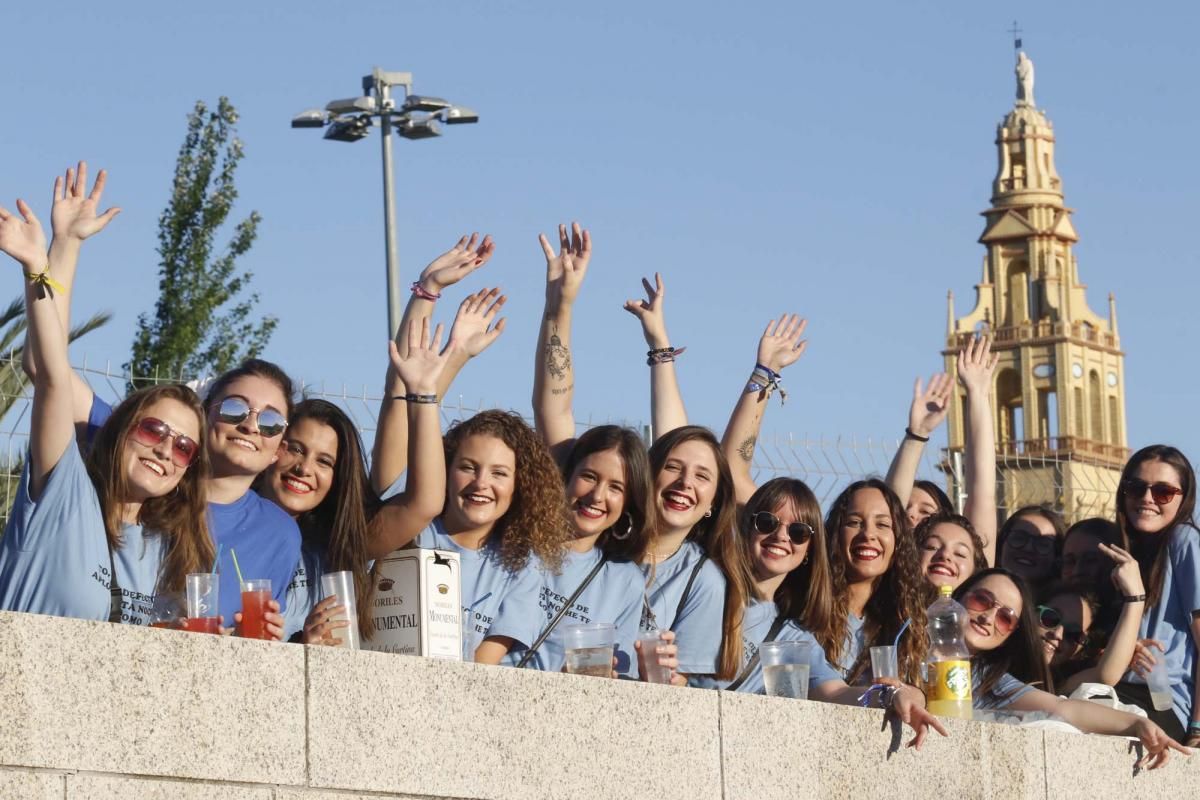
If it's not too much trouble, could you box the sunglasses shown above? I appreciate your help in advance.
[1122,478,1183,505]
[752,511,814,545]
[1005,529,1055,556]
[131,417,200,468]
[215,396,288,438]
[1035,605,1089,647]
[962,588,1020,635]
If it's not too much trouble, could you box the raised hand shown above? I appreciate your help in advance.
[1132,718,1192,769]
[908,373,953,439]
[623,272,670,349]
[957,334,998,395]
[50,161,121,242]
[388,316,451,395]
[417,233,495,293]
[449,287,507,358]
[1098,542,1145,597]
[540,222,591,311]
[0,200,49,269]
[757,314,808,373]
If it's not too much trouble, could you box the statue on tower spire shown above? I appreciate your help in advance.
[1016,51,1035,107]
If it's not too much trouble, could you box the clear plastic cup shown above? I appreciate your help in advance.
[320,571,361,650]
[1146,656,1174,712]
[240,579,273,640]
[761,640,811,699]
[870,645,899,680]
[184,573,220,634]
[637,630,672,684]
[563,622,616,677]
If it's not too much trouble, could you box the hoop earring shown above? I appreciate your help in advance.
[703,509,712,518]
[611,513,634,541]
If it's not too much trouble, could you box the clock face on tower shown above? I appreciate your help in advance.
[1107,372,1119,387]
[1072,363,1083,378]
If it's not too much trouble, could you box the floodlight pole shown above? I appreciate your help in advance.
[367,68,413,339]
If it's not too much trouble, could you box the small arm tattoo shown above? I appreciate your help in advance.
[737,436,756,463]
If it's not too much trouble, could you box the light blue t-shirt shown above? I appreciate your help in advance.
[1126,527,1200,728]
[414,518,543,662]
[833,613,867,678]
[91,395,301,627]
[283,545,326,639]
[640,540,727,676]
[700,601,843,694]
[512,547,644,676]
[973,669,1035,710]
[0,442,167,625]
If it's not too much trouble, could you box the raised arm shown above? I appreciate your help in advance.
[370,234,494,494]
[884,373,952,505]
[623,273,686,440]
[720,314,807,507]
[957,335,999,564]
[367,317,455,559]
[0,201,73,497]
[1059,543,1145,693]
[533,222,590,464]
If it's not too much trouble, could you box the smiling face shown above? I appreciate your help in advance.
[998,513,1058,582]
[123,397,202,502]
[962,574,1023,653]
[1037,591,1093,667]
[837,487,896,582]
[207,375,289,479]
[920,522,976,590]
[443,434,517,533]
[749,498,810,581]
[260,417,339,517]
[654,439,719,536]
[1123,459,1185,535]
[906,486,941,529]
[565,447,627,539]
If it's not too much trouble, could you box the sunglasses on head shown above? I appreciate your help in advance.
[131,417,200,468]
[962,588,1020,635]
[1122,478,1183,506]
[215,396,288,438]
[1035,605,1089,646]
[1006,529,1055,556]
[752,511,813,545]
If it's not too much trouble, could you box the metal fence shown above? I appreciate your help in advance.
[0,354,1120,528]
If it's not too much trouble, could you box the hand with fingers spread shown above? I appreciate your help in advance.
[908,373,953,439]
[623,272,671,349]
[303,595,351,646]
[757,314,808,374]
[389,317,452,395]
[890,685,950,750]
[957,334,999,396]
[449,287,508,358]
[416,233,495,294]
[0,200,49,270]
[1129,638,1165,678]
[1098,542,1145,598]
[1131,718,1192,769]
[50,161,121,242]
[540,222,591,312]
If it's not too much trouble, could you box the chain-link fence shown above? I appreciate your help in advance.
[0,353,1121,529]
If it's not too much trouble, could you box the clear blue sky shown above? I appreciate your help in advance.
[5,1,1199,465]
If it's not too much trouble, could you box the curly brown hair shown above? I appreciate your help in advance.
[914,511,988,592]
[443,410,571,573]
[818,479,929,684]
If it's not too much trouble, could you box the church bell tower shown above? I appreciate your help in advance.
[943,51,1128,522]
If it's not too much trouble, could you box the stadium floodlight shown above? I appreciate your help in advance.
[322,116,372,143]
[290,109,327,129]
[442,105,479,125]
[398,118,442,140]
[403,95,452,112]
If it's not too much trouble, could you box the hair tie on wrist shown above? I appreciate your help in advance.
[393,393,439,404]
[24,266,65,298]
[647,346,685,366]
[1122,594,1146,604]
[410,282,441,301]
[904,427,930,443]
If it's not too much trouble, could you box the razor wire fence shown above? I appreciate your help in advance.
[0,353,1121,529]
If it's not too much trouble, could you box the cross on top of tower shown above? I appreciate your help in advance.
[1008,20,1023,56]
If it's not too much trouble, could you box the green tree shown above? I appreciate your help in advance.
[126,97,276,389]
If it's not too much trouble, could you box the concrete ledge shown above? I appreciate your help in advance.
[0,767,63,800]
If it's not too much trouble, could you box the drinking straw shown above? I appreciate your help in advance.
[229,548,246,590]
[893,619,911,649]
[210,543,223,577]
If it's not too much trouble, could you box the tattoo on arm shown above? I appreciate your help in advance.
[737,436,756,463]
[545,323,571,380]
[550,383,574,396]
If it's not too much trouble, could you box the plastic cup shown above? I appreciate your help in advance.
[320,571,361,650]
[1146,657,1174,712]
[870,645,899,680]
[761,640,812,699]
[240,579,273,640]
[149,591,184,630]
[184,573,220,634]
[563,622,616,677]
[637,630,672,684]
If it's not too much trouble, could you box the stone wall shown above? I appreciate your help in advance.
[0,611,1193,799]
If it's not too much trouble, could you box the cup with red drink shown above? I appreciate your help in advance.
[184,573,221,634]
[239,579,273,640]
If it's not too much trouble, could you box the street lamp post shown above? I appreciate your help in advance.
[292,67,479,337]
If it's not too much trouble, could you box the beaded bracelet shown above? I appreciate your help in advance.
[393,393,439,404]
[647,346,686,366]
[410,281,441,301]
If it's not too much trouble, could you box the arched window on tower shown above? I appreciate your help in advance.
[1089,370,1103,442]
[1109,396,1121,445]
[996,368,1023,451]
[1073,387,1085,438]
[1006,259,1030,326]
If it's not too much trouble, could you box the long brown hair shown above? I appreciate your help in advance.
[443,410,571,573]
[86,384,214,594]
[914,511,988,582]
[1116,445,1198,608]
[648,425,753,681]
[740,478,831,634]
[561,425,656,562]
[818,479,928,684]
[954,568,1053,698]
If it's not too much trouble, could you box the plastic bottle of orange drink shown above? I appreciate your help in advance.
[925,584,973,719]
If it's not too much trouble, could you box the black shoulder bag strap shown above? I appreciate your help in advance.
[724,615,787,692]
[106,540,123,624]
[517,554,609,668]
[668,554,709,632]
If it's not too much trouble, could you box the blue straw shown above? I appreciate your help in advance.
[211,543,223,577]
[893,619,911,648]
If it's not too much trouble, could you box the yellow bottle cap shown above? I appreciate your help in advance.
[939,584,953,597]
